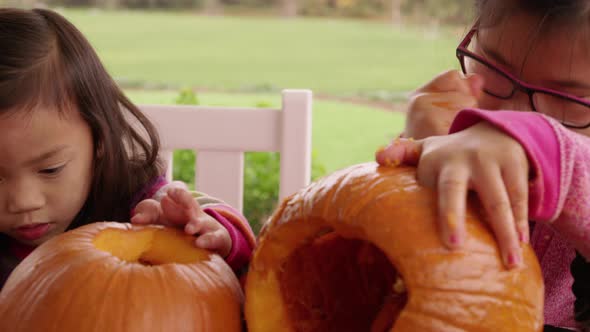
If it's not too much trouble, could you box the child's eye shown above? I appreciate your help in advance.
[39,165,65,176]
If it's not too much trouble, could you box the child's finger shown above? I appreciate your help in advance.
[413,91,479,113]
[130,199,161,225]
[404,91,479,139]
[375,138,423,167]
[130,213,152,225]
[474,165,522,269]
[195,229,231,257]
[184,214,217,235]
[167,188,202,217]
[160,194,189,226]
[437,164,470,249]
[502,166,530,243]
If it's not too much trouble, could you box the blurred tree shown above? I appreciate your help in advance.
[27,0,474,24]
[102,0,121,9]
[390,0,401,25]
[1,0,36,8]
[203,0,222,15]
[403,0,474,24]
[280,0,297,17]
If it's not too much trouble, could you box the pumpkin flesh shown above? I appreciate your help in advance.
[279,232,404,332]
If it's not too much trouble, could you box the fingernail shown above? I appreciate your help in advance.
[505,251,521,267]
[449,234,459,245]
[448,233,461,247]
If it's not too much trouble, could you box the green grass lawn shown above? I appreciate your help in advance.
[62,8,463,97]
[60,9,447,171]
[125,90,405,173]
[62,9,425,228]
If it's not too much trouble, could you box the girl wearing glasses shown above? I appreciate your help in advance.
[377,0,590,330]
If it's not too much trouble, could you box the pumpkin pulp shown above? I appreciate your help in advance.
[278,231,407,332]
[93,227,209,265]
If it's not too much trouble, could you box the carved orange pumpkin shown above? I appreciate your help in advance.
[245,164,544,331]
[0,222,243,332]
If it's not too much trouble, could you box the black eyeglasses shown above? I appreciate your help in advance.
[457,28,590,129]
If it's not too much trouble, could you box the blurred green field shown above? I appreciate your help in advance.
[125,90,405,173]
[61,8,460,227]
[58,8,463,171]
[63,9,462,97]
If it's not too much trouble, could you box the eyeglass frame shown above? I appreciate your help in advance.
[456,26,590,129]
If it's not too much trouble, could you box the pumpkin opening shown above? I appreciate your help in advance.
[93,227,209,265]
[278,231,407,332]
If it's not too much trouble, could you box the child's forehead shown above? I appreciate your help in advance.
[1,102,75,119]
[0,104,82,134]
[0,106,90,166]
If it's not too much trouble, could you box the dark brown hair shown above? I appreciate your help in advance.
[0,8,163,225]
[475,0,590,29]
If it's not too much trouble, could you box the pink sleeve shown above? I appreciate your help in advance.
[203,206,255,275]
[450,109,590,259]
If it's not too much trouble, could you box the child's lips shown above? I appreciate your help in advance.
[14,223,53,241]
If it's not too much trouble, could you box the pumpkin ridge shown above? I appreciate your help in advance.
[91,259,128,328]
[39,254,105,331]
[412,285,540,309]
[398,309,480,331]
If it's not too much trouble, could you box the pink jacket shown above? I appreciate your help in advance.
[450,109,590,329]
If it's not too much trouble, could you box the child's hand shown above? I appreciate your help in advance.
[404,70,484,139]
[376,122,529,269]
[131,188,231,257]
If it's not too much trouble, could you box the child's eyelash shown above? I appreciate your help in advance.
[39,165,65,175]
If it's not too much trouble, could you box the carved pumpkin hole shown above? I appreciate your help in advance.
[93,227,209,265]
[279,232,407,332]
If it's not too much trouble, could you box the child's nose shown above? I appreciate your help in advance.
[6,181,45,214]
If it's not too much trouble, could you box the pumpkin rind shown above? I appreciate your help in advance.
[0,222,243,332]
[245,163,544,332]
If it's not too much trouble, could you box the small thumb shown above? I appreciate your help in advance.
[375,138,423,167]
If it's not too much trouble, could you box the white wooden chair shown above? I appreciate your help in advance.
[139,89,312,213]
